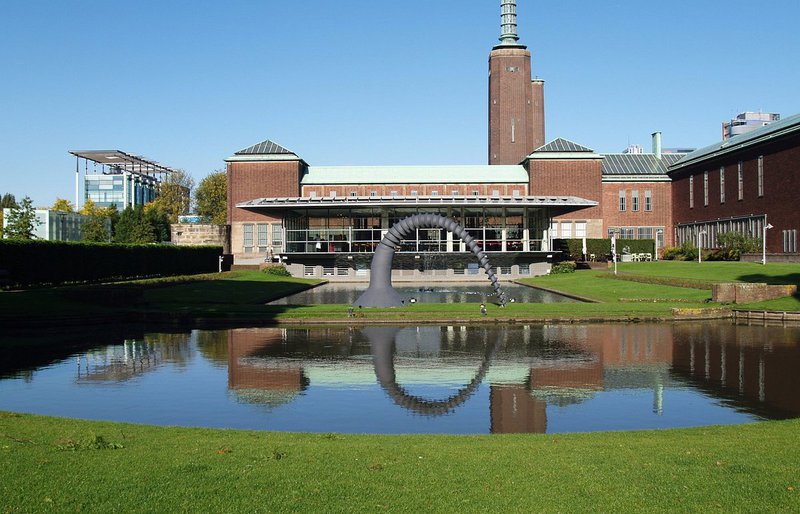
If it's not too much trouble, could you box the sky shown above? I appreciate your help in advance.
[1,0,799,207]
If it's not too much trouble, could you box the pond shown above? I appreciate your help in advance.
[269,282,576,305]
[2,322,799,434]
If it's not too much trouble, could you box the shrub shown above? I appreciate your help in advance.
[662,242,697,261]
[262,265,292,277]
[550,261,576,274]
[714,232,761,261]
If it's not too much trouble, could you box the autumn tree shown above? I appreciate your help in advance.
[194,170,227,224]
[150,169,194,223]
[4,196,41,240]
[51,198,74,212]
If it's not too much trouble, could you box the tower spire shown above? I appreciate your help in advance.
[499,0,520,45]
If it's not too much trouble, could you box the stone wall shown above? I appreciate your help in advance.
[712,282,797,304]
[171,224,230,253]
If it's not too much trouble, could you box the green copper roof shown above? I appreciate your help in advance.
[302,165,528,185]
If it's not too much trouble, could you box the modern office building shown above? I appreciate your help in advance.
[2,208,109,241]
[669,112,800,257]
[722,112,780,141]
[69,150,178,211]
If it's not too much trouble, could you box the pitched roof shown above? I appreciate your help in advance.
[534,138,595,153]
[669,112,800,172]
[602,153,685,176]
[235,139,294,155]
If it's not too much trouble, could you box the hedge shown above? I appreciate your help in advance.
[553,238,655,261]
[0,240,222,288]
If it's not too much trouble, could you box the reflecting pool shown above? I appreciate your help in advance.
[1,322,799,434]
[269,282,575,305]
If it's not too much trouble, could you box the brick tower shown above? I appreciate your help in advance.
[488,0,545,165]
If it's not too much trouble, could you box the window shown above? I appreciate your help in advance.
[451,190,459,196]
[575,221,587,238]
[689,176,694,208]
[410,190,418,196]
[738,162,744,200]
[390,191,398,197]
[370,191,377,197]
[784,230,797,253]
[243,224,254,253]
[330,191,336,198]
[644,190,652,211]
[620,227,634,239]
[492,190,500,197]
[638,227,653,240]
[619,190,626,211]
[271,224,283,246]
[561,222,572,239]
[430,190,439,196]
[472,190,480,196]
[703,171,709,206]
[257,223,268,250]
[349,191,357,197]
[719,166,725,203]
[632,190,639,212]
[309,191,317,198]
[758,155,764,197]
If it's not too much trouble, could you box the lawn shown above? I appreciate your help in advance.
[1,412,798,513]
[612,260,800,285]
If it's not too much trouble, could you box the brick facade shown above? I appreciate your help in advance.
[302,183,528,198]
[227,160,304,224]
[488,47,538,165]
[601,181,673,246]
[670,134,800,253]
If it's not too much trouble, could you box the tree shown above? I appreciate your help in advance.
[113,204,171,244]
[4,196,41,240]
[82,215,110,242]
[194,170,227,224]
[51,198,74,213]
[0,193,17,238]
[151,169,194,223]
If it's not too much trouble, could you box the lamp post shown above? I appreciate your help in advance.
[697,230,706,263]
[655,229,663,261]
[762,223,774,265]
[611,231,619,275]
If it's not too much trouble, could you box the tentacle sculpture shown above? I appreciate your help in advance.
[354,213,507,307]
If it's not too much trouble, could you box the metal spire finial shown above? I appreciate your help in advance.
[499,0,520,45]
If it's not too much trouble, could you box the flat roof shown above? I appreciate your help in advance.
[237,194,597,211]
[302,165,528,185]
[69,150,178,175]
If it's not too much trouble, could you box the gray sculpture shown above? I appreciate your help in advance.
[354,213,507,307]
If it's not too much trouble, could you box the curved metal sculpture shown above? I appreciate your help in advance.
[354,213,507,307]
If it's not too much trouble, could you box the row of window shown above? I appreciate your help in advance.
[689,156,764,208]
[242,223,283,253]
[618,190,653,212]
[308,190,523,198]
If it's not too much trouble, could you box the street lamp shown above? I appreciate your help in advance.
[655,229,663,261]
[697,230,707,263]
[762,223,774,265]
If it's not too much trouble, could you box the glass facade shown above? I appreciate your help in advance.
[85,172,158,210]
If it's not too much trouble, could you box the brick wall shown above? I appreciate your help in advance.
[488,47,535,165]
[601,181,673,246]
[671,135,800,253]
[227,160,303,223]
[712,283,797,303]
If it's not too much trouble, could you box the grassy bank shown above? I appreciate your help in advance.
[2,412,798,512]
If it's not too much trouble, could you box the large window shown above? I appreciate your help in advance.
[632,190,639,212]
[738,162,744,201]
[271,223,283,247]
[703,171,709,206]
[784,230,797,253]
[689,176,694,208]
[644,190,652,211]
[243,224,254,253]
[719,166,725,204]
[257,223,268,252]
[758,155,764,197]
[619,190,626,211]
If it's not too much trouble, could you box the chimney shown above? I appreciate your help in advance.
[651,132,662,159]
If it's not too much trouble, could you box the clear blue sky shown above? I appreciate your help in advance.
[1,0,798,207]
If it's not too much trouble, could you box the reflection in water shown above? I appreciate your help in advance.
[1,322,799,434]
[366,326,499,416]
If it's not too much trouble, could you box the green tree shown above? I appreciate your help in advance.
[195,170,227,224]
[51,198,74,212]
[151,169,194,223]
[4,196,41,240]
[82,215,110,242]
[145,204,171,242]
[0,193,17,238]
[114,205,155,243]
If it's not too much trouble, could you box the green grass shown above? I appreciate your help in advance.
[613,260,800,285]
[1,412,799,513]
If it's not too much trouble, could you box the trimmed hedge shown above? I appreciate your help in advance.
[0,240,222,288]
[554,238,655,261]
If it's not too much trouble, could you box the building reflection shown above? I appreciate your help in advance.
[223,323,800,433]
